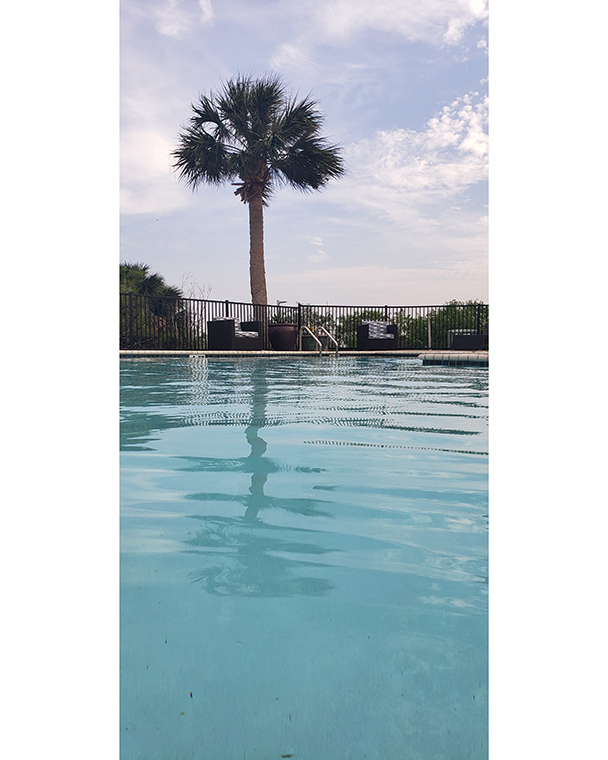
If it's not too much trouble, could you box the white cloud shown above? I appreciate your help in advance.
[268,0,488,72]
[270,42,317,71]
[444,17,468,44]
[313,0,487,44]
[336,90,488,223]
[152,0,190,38]
[306,236,328,263]
[307,250,328,263]
[198,0,214,26]
[152,0,214,38]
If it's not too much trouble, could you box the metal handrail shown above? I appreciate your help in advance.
[316,325,339,355]
[299,325,323,354]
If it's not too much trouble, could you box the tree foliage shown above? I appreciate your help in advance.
[173,74,344,204]
[120,262,182,298]
[120,263,195,349]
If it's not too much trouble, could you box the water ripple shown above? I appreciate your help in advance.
[304,440,488,455]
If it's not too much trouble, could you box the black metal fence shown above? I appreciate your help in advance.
[120,293,489,351]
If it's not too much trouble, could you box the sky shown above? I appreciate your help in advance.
[120,0,489,306]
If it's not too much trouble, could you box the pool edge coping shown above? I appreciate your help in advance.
[119,349,489,366]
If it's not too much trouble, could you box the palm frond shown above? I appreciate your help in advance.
[172,126,234,188]
[190,96,231,142]
[119,262,182,297]
[247,75,285,137]
[276,96,324,144]
[273,136,345,191]
[216,76,254,146]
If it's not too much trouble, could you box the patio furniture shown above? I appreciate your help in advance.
[207,318,263,350]
[448,328,488,351]
[356,321,399,350]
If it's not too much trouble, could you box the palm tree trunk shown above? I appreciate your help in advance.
[248,194,268,305]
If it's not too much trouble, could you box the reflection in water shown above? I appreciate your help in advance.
[120,357,488,451]
[244,414,268,519]
[183,360,335,597]
[120,357,488,598]
[185,517,334,597]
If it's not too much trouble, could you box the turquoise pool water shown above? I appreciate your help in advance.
[120,356,488,760]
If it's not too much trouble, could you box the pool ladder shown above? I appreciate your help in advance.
[299,325,339,355]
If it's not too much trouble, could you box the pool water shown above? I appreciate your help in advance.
[120,356,488,760]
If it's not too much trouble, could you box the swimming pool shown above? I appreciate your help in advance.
[120,356,488,760]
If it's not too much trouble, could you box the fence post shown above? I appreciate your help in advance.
[427,315,432,349]
[224,299,230,318]
[476,303,481,334]
[128,292,133,349]
[297,303,302,334]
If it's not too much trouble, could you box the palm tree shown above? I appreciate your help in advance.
[172,74,345,305]
[120,262,186,348]
[120,262,182,298]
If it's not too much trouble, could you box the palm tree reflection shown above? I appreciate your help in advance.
[243,418,270,520]
[183,361,335,597]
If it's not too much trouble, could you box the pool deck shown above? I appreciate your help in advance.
[120,349,488,367]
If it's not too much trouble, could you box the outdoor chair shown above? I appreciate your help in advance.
[449,327,488,351]
[356,321,399,350]
[207,318,263,351]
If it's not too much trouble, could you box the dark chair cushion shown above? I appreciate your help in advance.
[451,334,486,350]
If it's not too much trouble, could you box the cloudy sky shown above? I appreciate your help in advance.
[121,0,489,305]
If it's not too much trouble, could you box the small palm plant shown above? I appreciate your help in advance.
[119,262,188,348]
[120,262,182,299]
[172,74,345,305]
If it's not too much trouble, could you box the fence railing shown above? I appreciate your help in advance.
[120,293,489,351]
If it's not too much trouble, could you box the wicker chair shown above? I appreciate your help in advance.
[449,327,488,350]
[207,318,263,350]
[356,321,399,350]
